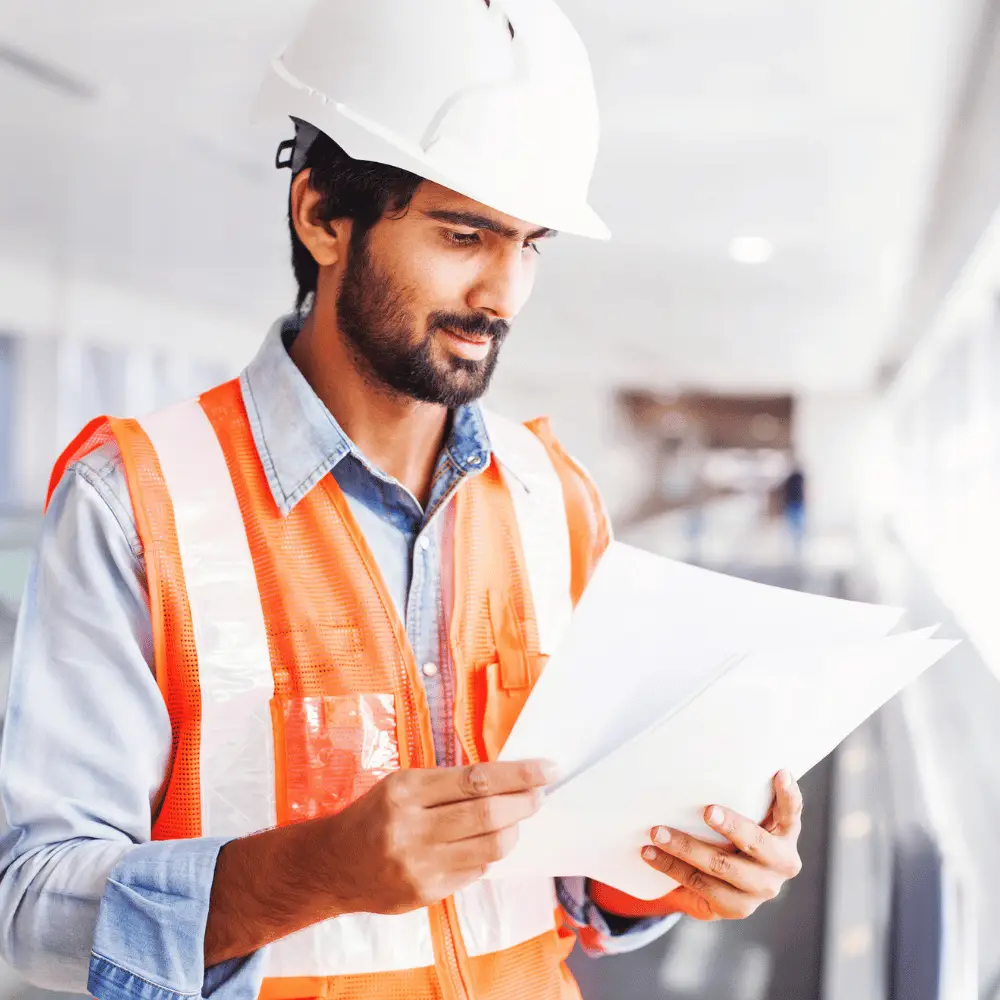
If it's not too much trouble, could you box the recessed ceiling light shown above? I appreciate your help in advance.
[729,237,774,264]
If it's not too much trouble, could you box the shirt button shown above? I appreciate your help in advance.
[418,536,430,551]
[422,662,439,678]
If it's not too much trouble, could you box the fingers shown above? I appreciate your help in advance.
[649,827,781,898]
[433,788,544,843]
[446,824,521,872]
[703,799,802,879]
[641,845,754,920]
[414,760,558,807]
[770,770,804,835]
[702,804,784,869]
[642,773,805,922]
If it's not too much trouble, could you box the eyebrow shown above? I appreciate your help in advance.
[424,209,557,243]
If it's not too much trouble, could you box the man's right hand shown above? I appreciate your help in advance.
[319,760,555,915]
[206,759,554,966]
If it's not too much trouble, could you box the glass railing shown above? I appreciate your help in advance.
[854,528,981,1000]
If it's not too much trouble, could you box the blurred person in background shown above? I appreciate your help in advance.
[781,464,807,559]
[0,2,804,998]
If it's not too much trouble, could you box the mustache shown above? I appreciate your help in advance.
[430,311,510,342]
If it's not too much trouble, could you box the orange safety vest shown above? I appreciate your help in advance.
[48,379,612,1000]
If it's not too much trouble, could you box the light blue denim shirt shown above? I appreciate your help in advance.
[0,317,676,1000]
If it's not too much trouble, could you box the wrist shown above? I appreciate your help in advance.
[295,813,359,921]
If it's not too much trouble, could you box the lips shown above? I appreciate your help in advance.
[444,328,490,345]
[440,327,494,361]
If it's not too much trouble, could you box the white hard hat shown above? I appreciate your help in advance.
[252,0,609,239]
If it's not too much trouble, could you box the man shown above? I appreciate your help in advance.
[0,1,804,998]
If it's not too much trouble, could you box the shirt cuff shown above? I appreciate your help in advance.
[88,838,265,1000]
[556,876,681,957]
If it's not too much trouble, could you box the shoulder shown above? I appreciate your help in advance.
[482,408,611,552]
[55,439,143,561]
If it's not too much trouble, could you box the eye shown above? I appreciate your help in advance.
[444,230,481,247]
[524,240,542,256]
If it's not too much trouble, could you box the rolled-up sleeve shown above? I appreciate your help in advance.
[0,449,263,999]
[90,838,263,1000]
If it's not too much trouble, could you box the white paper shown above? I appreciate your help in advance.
[500,541,905,784]
[489,633,956,898]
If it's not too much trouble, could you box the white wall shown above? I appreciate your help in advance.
[793,392,879,544]
[13,337,62,509]
[0,257,261,370]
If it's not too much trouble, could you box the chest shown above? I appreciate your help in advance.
[241,462,567,797]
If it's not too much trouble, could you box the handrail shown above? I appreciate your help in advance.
[890,690,978,1000]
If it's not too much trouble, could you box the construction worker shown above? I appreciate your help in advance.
[0,2,804,998]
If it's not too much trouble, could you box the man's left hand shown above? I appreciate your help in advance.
[641,770,804,921]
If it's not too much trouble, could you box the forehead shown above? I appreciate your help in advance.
[410,180,547,236]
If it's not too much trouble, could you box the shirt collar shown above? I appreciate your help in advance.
[240,315,493,516]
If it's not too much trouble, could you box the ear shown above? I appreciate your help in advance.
[290,169,350,268]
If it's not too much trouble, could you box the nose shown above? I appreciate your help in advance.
[466,245,535,321]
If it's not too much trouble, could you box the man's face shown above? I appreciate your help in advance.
[336,182,554,407]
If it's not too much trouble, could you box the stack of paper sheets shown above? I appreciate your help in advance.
[487,542,957,899]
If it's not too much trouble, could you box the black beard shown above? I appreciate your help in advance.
[336,235,509,408]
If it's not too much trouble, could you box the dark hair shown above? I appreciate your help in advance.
[288,131,424,311]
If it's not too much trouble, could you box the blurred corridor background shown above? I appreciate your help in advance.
[2,0,1000,997]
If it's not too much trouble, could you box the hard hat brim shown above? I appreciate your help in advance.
[252,68,611,241]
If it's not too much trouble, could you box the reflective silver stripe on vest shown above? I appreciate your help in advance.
[454,876,559,957]
[267,909,436,975]
[139,400,278,839]
[481,410,574,655]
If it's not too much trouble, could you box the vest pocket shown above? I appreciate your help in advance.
[271,693,399,825]
[474,596,549,761]
[492,599,533,691]
[480,653,549,762]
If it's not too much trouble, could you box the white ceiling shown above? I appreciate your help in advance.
[0,0,984,392]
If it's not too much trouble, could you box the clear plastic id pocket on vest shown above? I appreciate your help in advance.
[271,694,399,823]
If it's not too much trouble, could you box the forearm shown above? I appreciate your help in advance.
[206,816,342,966]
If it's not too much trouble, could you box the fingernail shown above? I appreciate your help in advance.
[779,770,793,789]
[642,846,658,861]
[708,806,725,826]
[653,827,671,846]
[540,761,560,784]
[533,788,547,807]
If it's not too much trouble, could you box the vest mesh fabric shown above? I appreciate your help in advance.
[57,416,206,839]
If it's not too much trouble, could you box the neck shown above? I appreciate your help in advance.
[289,302,449,507]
